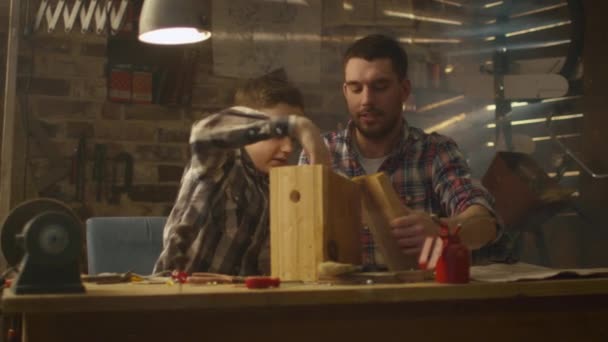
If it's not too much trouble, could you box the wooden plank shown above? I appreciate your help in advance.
[353,172,418,270]
[5,278,608,314]
[270,165,362,281]
[270,165,319,281]
[325,168,362,266]
[17,296,608,342]
[0,0,21,271]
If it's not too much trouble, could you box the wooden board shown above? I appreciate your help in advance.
[353,173,418,270]
[270,165,362,281]
[14,299,608,342]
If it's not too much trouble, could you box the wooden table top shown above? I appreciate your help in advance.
[4,277,608,314]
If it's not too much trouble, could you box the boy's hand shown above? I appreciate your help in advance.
[293,116,331,166]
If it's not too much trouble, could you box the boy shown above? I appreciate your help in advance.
[154,74,329,275]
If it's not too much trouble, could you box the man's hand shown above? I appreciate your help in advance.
[390,205,497,255]
[389,210,441,256]
[293,116,331,166]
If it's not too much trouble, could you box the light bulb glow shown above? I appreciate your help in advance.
[139,27,211,45]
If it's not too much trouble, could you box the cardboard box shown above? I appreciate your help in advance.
[108,64,132,103]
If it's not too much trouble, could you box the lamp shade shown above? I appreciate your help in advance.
[138,0,211,45]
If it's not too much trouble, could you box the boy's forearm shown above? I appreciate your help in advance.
[190,107,296,154]
[191,117,293,153]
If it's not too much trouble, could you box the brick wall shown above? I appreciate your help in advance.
[17,33,195,218]
[13,2,434,220]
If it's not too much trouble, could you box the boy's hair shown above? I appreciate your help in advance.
[343,34,408,80]
[234,69,304,110]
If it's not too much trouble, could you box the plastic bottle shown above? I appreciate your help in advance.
[435,225,470,284]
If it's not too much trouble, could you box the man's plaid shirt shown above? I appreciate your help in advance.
[300,120,511,266]
[154,107,291,276]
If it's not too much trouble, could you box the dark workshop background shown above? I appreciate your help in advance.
[1,0,607,269]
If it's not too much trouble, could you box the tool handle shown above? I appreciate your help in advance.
[113,152,133,191]
[72,136,87,201]
[245,277,280,289]
[93,144,107,202]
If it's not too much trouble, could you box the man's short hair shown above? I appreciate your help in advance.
[234,69,304,110]
[343,34,408,80]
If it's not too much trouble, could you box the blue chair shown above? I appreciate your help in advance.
[86,217,167,275]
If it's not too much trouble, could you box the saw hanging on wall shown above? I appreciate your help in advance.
[34,0,132,35]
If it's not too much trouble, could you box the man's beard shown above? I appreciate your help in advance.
[353,109,401,140]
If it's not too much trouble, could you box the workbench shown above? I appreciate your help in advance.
[2,278,608,342]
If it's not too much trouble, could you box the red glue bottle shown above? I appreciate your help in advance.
[435,224,470,284]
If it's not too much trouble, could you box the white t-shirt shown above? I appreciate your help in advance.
[359,155,388,174]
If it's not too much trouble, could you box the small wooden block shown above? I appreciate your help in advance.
[353,173,418,271]
[270,165,362,281]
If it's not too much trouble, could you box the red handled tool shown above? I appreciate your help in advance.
[435,225,470,284]
[185,272,281,289]
[418,219,470,284]
[244,276,280,289]
[171,270,189,284]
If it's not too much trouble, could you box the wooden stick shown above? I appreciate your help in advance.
[353,173,417,271]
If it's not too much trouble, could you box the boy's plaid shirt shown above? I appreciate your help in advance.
[299,120,508,266]
[154,107,291,276]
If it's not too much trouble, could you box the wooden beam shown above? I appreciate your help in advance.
[0,0,21,270]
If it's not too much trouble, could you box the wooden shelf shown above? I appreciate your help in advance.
[106,19,198,106]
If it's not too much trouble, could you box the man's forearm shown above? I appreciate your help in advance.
[445,205,497,250]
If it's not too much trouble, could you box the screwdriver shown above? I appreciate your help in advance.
[187,272,281,289]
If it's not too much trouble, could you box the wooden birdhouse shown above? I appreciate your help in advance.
[269,165,362,281]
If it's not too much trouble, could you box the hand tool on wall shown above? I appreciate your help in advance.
[107,152,134,204]
[92,144,107,202]
[71,136,87,202]
[28,118,69,194]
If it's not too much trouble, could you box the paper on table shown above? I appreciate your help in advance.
[471,262,608,282]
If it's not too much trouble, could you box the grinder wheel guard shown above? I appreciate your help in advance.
[1,198,83,267]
